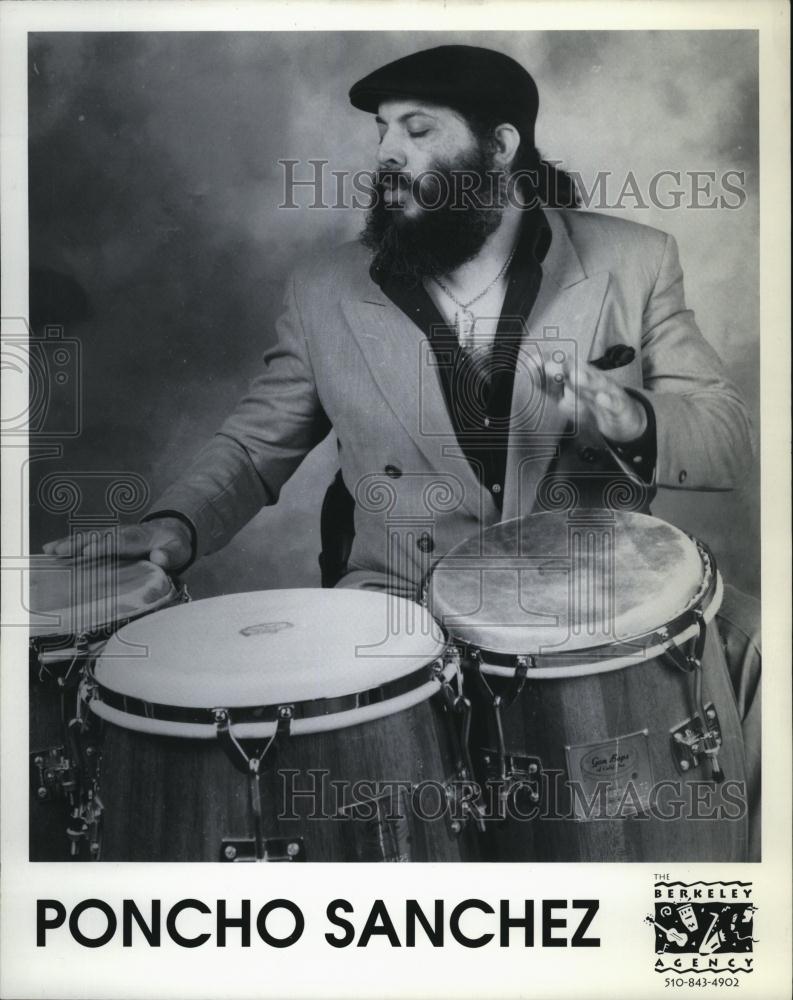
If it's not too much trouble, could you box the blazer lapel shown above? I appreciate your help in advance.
[502,212,611,520]
[341,292,498,522]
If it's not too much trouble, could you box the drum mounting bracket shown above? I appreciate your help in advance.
[480,749,543,814]
[30,745,77,801]
[220,837,306,862]
[670,702,723,775]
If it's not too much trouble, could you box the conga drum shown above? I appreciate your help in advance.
[425,510,750,862]
[29,557,182,860]
[85,589,481,862]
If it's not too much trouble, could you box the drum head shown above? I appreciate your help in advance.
[29,558,175,639]
[426,512,706,656]
[94,589,445,708]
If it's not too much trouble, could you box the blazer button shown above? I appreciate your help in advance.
[678,469,687,484]
[577,446,601,464]
[384,464,402,478]
[417,532,434,553]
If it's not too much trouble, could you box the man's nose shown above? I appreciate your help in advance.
[376,130,407,169]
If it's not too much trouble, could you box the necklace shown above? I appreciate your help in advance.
[433,246,517,350]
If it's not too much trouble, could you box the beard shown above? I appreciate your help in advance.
[361,144,504,285]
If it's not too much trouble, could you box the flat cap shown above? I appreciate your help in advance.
[349,44,538,144]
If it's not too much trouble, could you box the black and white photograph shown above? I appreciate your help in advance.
[1,2,790,998]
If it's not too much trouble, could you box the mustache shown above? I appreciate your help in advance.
[373,166,505,211]
[375,169,422,201]
[376,169,408,188]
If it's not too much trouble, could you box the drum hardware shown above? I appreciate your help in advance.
[33,642,87,681]
[662,609,724,783]
[220,837,306,863]
[442,775,486,835]
[479,748,543,823]
[670,703,723,776]
[432,649,486,834]
[61,674,105,858]
[468,648,537,811]
[212,705,294,772]
[30,745,78,802]
[213,705,294,862]
[65,788,103,858]
[337,785,414,861]
[67,691,102,782]
[29,635,88,818]
[479,750,542,815]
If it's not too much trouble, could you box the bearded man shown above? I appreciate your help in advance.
[44,45,760,856]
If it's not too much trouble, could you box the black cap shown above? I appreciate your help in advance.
[349,45,538,146]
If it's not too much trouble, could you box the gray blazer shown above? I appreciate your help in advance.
[150,209,752,594]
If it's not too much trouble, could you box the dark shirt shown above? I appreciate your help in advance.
[371,210,656,510]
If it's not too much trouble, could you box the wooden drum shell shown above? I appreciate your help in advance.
[468,622,749,862]
[98,693,479,863]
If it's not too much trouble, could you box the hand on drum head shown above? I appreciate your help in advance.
[42,517,193,572]
[543,358,647,443]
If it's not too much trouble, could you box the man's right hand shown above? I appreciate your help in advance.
[42,517,193,572]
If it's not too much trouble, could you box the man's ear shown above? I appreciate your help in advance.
[492,122,521,170]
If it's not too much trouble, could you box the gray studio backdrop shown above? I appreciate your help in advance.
[28,31,759,599]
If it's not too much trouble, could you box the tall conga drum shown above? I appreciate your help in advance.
[85,589,481,862]
[425,510,750,862]
[28,557,182,860]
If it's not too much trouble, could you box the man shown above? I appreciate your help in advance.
[44,45,759,853]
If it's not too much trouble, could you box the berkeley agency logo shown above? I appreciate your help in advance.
[646,881,756,974]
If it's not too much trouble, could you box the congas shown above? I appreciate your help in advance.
[29,557,181,860]
[425,510,750,862]
[86,589,480,862]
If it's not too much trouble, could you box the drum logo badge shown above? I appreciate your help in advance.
[646,881,756,976]
[239,621,294,637]
[565,729,654,819]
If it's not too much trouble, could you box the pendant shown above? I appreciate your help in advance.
[456,309,476,351]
